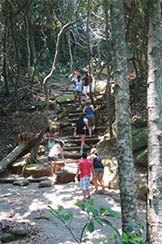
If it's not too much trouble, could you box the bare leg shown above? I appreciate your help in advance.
[98,173,105,191]
[92,172,98,192]
[79,94,82,104]
[86,189,91,198]
[50,161,54,175]
[88,126,92,137]
[80,134,85,152]
[82,190,86,201]
[74,94,77,104]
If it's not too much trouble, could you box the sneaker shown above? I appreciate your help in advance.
[80,150,84,153]
[84,143,87,147]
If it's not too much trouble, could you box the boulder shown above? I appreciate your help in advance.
[13,178,29,186]
[38,178,56,188]
[11,228,27,237]
[102,158,120,190]
[24,164,52,178]
[134,148,148,167]
[56,164,78,183]
[1,233,16,242]
[56,94,74,104]
[132,115,147,128]
[9,159,26,174]
[132,128,147,152]
[136,173,147,201]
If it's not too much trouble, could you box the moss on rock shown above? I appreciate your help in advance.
[132,128,147,152]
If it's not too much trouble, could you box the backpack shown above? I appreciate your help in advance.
[76,118,85,133]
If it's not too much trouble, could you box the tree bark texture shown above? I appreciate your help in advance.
[6,0,21,106]
[147,0,162,243]
[110,0,138,233]
[104,0,113,138]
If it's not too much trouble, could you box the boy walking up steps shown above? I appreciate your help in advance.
[75,152,95,202]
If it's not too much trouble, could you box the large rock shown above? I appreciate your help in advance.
[134,148,148,167]
[1,233,16,242]
[102,158,120,190]
[56,163,78,183]
[56,94,74,104]
[13,178,29,186]
[24,163,52,178]
[38,177,56,188]
[9,159,27,174]
[132,128,147,152]
[132,115,147,128]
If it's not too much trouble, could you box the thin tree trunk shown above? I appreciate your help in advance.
[3,20,10,97]
[86,0,94,104]
[24,14,31,76]
[7,0,20,106]
[104,0,113,138]
[147,0,162,243]
[66,31,73,69]
[110,0,138,234]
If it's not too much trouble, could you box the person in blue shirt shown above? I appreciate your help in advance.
[83,101,99,137]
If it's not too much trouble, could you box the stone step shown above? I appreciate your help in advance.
[68,137,99,145]
[69,112,82,117]
[57,159,78,164]
[63,152,82,159]
[64,145,91,151]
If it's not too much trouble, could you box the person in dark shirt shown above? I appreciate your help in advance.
[90,148,105,193]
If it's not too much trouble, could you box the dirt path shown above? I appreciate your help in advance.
[0,181,146,244]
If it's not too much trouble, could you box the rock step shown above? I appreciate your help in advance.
[68,112,83,117]
[61,104,83,110]
[64,146,91,151]
[68,137,99,145]
[57,159,78,164]
[64,152,83,159]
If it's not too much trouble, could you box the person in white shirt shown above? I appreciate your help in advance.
[73,75,83,106]
[48,140,65,175]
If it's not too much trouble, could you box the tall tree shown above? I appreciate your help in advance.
[104,0,113,138]
[110,0,138,234]
[147,0,162,243]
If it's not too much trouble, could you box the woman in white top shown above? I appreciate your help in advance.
[48,140,65,175]
[73,75,83,106]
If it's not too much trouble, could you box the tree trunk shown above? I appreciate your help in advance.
[147,0,162,243]
[7,0,21,106]
[104,0,113,138]
[24,13,31,76]
[110,0,138,234]
[0,133,37,172]
[3,19,10,97]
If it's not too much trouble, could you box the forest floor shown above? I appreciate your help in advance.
[0,76,147,243]
[0,179,146,244]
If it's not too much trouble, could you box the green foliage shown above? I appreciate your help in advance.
[48,199,144,243]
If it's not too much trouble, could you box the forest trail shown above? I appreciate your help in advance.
[0,80,146,243]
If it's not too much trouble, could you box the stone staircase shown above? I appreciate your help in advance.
[9,81,107,184]
[51,83,107,183]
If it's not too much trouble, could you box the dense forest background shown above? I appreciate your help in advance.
[0,0,162,243]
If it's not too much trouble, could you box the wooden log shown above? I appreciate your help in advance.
[0,133,37,172]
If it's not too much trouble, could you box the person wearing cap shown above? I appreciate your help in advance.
[75,152,95,202]
[48,140,65,175]
[90,148,105,193]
